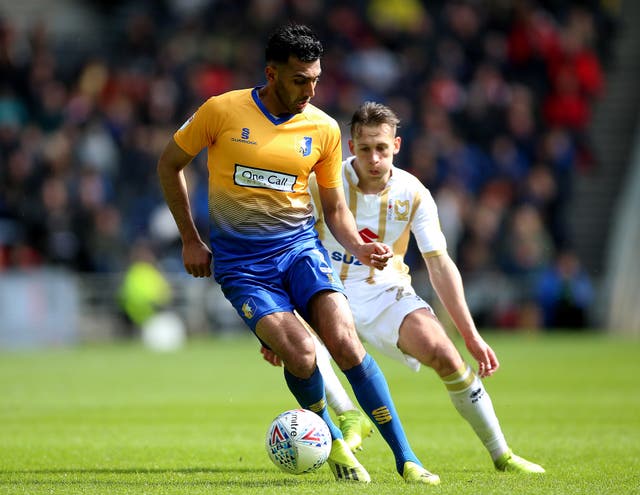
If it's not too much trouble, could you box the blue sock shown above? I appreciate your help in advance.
[343,353,420,474]
[283,366,343,440]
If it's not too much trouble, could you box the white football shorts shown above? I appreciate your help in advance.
[347,280,434,372]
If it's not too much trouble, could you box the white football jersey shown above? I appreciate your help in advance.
[310,157,447,288]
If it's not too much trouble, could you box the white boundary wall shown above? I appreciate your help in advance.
[604,120,640,336]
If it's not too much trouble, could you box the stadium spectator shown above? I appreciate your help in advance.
[0,1,616,330]
[117,238,173,337]
[536,249,594,329]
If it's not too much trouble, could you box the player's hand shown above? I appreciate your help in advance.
[465,336,500,378]
[260,345,282,367]
[355,242,393,271]
[182,239,212,278]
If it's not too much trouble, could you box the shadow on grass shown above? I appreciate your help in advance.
[1,467,335,488]
[4,467,258,474]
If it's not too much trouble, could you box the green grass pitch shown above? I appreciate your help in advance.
[1,331,639,494]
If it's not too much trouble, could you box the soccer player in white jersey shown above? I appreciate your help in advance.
[158,24,441,484]
[262,101,545,475]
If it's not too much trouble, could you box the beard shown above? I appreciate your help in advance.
[274,82,306,115]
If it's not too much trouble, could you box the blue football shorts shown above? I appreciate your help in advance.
[213,236,346,332]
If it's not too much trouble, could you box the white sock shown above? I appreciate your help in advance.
[442,364,509,461]
[310,332,357,415]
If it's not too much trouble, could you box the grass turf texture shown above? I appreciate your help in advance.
[1,332,639,494]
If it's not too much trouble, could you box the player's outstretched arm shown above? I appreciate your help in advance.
[425,253,499,378]
[157,138,212,278]
[317,185,392,270]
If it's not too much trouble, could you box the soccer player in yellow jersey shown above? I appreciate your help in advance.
[157,24,438,484]
[263,101,545,476]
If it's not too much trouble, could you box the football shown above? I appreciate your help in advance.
[265,408,332,475]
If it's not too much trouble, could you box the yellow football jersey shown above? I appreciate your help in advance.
[173,87,342,258]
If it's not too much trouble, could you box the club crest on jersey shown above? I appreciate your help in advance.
[296,136,312,157]
[241,298,257,319]
[388,199,409,221]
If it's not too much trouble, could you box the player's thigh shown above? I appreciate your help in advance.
[256,311,316,377]
[397,308,464,376]
[307,290,365,370]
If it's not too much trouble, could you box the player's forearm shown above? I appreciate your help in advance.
[323,205,364,255]
[426,254,481,342]
[317,184,365,254]
[157,163,201,244]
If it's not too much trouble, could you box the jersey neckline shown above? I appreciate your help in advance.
[252,87,295,125]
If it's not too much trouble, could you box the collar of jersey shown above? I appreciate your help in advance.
[252,87,295,125]
[345,157,360,187]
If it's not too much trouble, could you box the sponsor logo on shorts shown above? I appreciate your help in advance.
[241,298,256,319]
[312,248,338,280]
[234,164,296,192]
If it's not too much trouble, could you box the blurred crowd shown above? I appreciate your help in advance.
[0,0,618,329]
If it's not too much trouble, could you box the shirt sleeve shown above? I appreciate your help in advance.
[411,182,448,256]
[173,97,220,156]
[312,118,343,189]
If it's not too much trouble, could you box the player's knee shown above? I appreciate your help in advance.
[415,339,462,376]
[323,330,365,369]
[434,358,462,377]
[430,348,464,377]
[280,333,317,377]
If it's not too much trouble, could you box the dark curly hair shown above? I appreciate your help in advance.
[265,23,323,64]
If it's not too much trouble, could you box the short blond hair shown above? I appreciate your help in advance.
[349,101,400,139]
